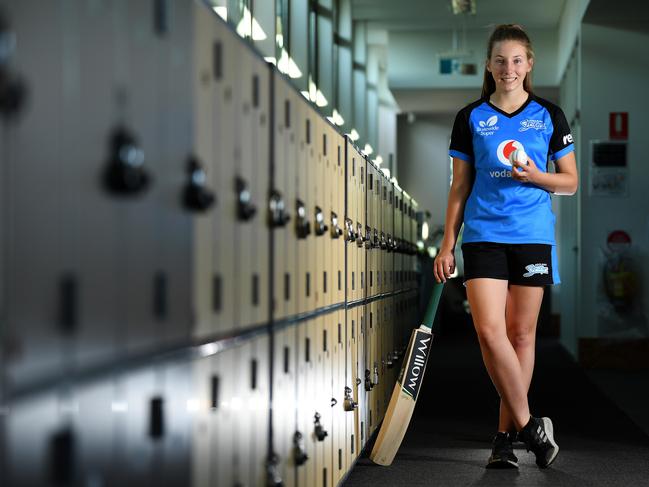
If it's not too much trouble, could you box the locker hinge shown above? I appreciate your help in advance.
[236,177,257,221]
[330,212,343,238]
[345,218,355,242]
[355,223,364,247]
[314,206,328,236]
[269,190,290,227]
[343,386,357,411]
[295,199,311,238]
[364,225,372,249]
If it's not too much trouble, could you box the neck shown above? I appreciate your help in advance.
[489,89,529,108]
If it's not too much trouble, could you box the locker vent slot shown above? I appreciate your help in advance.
[323,134,327,156]
[306,119,311,144]
[251,359,258,390]
[338,323,342,344]
[361,272,364,289]
[59,274,78,334]
[351,320,355,339]
[323,271,327,293]
[213,275,222,311]
[352,158,355,176]
[338,271,341,291]
[153,0,168,36]
[306,272,311,297]
[252,75,259,107]
[338,449,342,470]
[213,41,222,80]
[211,375,219,409]
[338,146,341,166]
[361,421,364,440]
[323,468,328,487]
[49,428,75,484]
[370,271,373,288]
[153,271,167,320]
[351,272,355,291]
[370,312,373,328]
[361,167,364,184]
[285,99,291,127]
[369,173,373,190]
[284,273,290,301]
[252,274,259,305]
[149,397,164,439]
[351,434,355,454]
[284,346,290,373]
[306,338,311,362]
[323,329,327,352]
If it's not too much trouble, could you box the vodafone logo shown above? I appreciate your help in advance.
[496,139,525,166]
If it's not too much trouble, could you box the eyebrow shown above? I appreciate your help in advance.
[494,54,523,58]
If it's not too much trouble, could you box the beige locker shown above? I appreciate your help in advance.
[250,334,271,486]
[312,316,334,487]
[393,185,403,292]
[313,119,328,309]
[234,38,270,330]
[367,301,378,436]
[211,348,236,485]
[271,325,297,487]
[272,74,299,321]
[344,308,360,468]
[334,134,346,306]
[357,156,367,302]
[296,320,316,486]
[232,342,252,487]
[191,357,212,487]
[366,162,375,298]
[356,306,368,450]
[345,140,357,304]
[212,15,238,334]
[331,310,347,485]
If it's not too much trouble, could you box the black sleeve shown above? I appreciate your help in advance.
[549,106,574,160]
[449,107,474,162]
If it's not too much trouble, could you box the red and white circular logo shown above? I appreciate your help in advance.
[496,140,525,166]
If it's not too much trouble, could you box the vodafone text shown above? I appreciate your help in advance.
[489,169,513,178]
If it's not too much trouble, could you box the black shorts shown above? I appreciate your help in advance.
[461,242,555,286]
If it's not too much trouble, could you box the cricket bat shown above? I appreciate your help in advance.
[369,282,444,466]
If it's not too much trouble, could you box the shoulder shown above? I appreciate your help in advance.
[530,94,566,118]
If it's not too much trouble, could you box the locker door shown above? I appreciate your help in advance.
[331,311,346,485]
[6,0,66,387]
[356,306,367,450]
[344,308,358,469]
[271,74,298,321]
[322,314,335,487]
[191,357,212,487]
[236,44,270,330]
[211,348,236,486]
[357,156,367,302]
[296,320,316,486]
[271,326,297,487]
[315,119,330,308]
[248,334,271,486]
[345,141,357,304]
[212,14,238,334]
[190,2,218,340]
[334,135,345,306]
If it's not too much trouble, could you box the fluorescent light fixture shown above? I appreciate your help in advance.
[111,401,128,413]
[213,6,227,20]
[276,33,284,48]
[186,399,200,412]
[277,49,302,78]
[381,167,391,178]
[264,56,277,65]
[308,77,317,102]
[199,341,223,358]
[362,144,373,156]
[236,7,267,40]
[422,221,429,240]
[428,246,438,258]
[374,155,384,165]
[417,240,425,251]
[347,129,360,141]
[315,89,328,107]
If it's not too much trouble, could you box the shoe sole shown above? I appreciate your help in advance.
[538,417,559,468]
[486,459,519,469]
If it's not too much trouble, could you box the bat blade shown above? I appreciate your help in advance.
[369,326,434,466]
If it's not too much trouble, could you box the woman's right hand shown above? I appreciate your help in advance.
[433,248,456,283]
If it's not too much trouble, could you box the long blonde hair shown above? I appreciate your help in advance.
[481,24,535,99]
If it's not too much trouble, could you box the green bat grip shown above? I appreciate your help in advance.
[421,282,444,331]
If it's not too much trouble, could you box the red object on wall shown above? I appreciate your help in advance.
[609,112,628,140]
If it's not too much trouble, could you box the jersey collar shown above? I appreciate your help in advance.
[485,93,534,118]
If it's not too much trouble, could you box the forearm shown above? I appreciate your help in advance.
[441,186,469,251]
[532,170,578,195]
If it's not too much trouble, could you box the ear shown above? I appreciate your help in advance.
[527,57,534,72]
[486,59,491,72]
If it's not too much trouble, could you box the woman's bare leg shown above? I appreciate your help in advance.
[466,278,530,430]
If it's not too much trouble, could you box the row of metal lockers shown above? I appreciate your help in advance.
[0,1,425,486]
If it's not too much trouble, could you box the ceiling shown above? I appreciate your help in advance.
[583,0,649,33]
[351,0,568,31]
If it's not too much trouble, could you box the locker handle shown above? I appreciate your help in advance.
[344,218,355,242]
[269,189,291,227]
[330,212,343,239]
[293,431,309,465]
[314,412,328,441]
[330,398,338,407]
[355,223,364,247]
[183,156,215,212]
[364,369,373,391]
[386,352,394,369]
[372,364,379,386]
[314,206,328,236]
[380,232,387,250]
[236,177,257,221]
[373,228,380,249]
[295,199,311,239]
[355,377,361,386]
[392,350,400,362]
[386,234,393,253]
[343,386,357,412]
[103,127,150,196]
[364,225,372,249]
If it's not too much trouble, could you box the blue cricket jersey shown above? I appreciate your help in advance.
[449,94,575,284]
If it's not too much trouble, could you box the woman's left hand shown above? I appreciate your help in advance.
[511,157,540,184]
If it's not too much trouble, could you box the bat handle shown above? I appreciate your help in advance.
[422,282,444,329]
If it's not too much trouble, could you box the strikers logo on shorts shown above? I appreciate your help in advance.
[496,139,525,166]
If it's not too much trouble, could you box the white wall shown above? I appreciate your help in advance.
[579,23,649,339]
[387,28,558,89]
[396,114,455,229]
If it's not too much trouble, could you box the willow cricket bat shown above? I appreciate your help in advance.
[369,282,444,466]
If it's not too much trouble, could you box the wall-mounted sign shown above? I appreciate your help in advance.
[607,230,631,252]
[609,112,628,140]
[589,140,628,197]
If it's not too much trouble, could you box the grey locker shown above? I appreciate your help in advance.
[5,0,67,387]
[248,333,271,486]
[190,2,219,340]
[356,306,367,451]
[190,356,212,487]
[271,325,297,487]
[211,348,237,486]
[344,307,359,470]
[331,310,346,485]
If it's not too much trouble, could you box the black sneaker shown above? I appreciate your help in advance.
[518,416,559,468]
[485,432,519,469]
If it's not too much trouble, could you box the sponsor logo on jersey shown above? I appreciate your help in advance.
[523,263,549,277]
[476,115,499,136]
[562,133,574,145]
[519,119,546,132]
[496,139,525,166]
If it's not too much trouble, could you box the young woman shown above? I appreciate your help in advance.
[433,24,578,469]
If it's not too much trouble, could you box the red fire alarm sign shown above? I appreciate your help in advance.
[609,112,628,140]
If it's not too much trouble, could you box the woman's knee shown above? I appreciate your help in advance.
[507,328,535,350]
[474,321,507,345]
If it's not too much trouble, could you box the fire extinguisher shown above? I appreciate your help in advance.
[603,252,636,312]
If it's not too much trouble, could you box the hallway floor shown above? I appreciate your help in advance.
[343,324,649,486]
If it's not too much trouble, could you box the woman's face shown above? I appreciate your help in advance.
[487,40,533,93]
